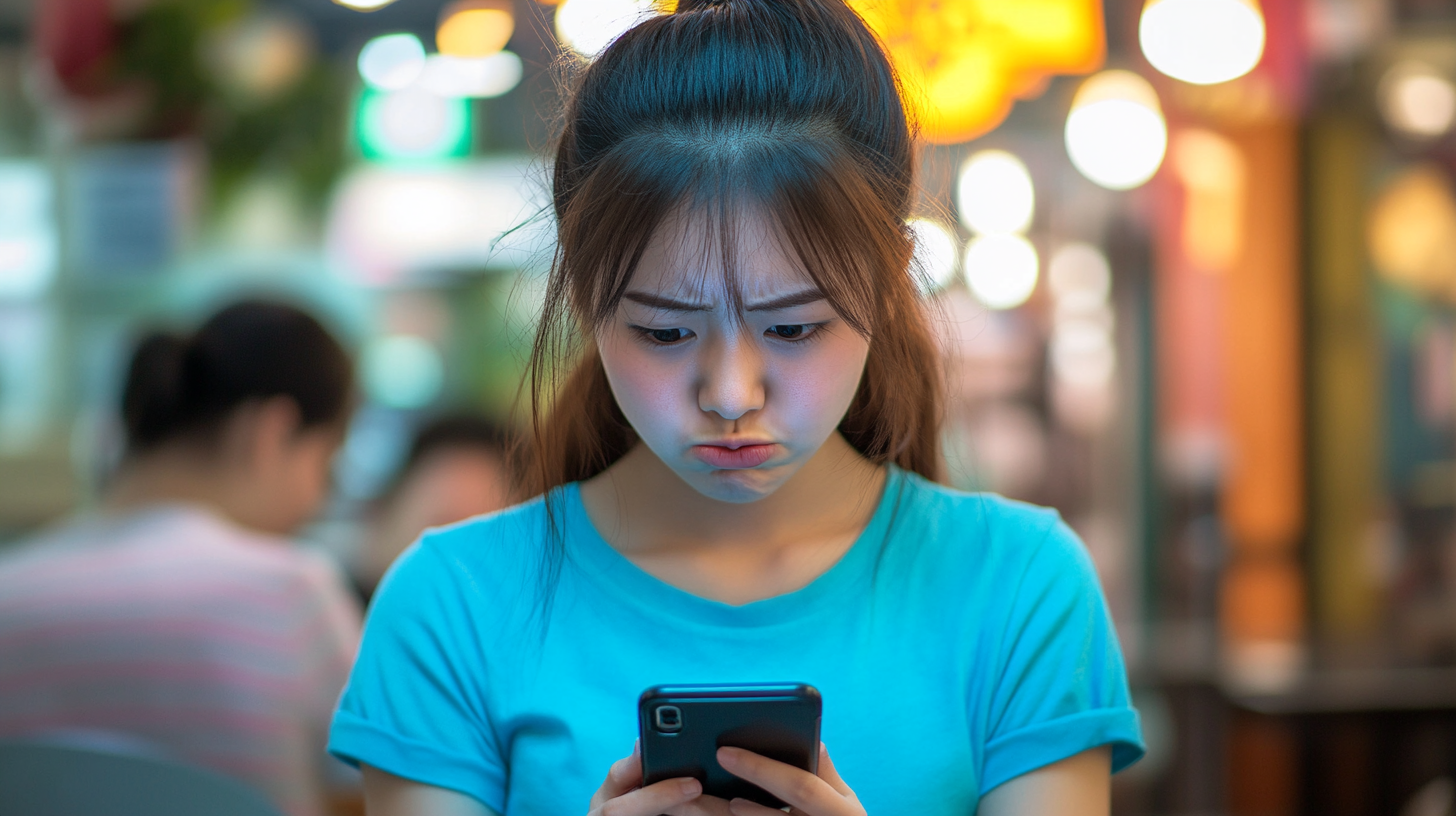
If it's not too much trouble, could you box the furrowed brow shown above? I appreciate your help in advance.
[745,289,826,312]
[622,291,713,312]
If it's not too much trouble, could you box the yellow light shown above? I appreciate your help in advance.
[850,0,1104,144]
[555,0,661,59]
[1171,128,1245,270]
[964,233,1039,309]
[438,2,515,58]
[1367,165,1456,300]
[1065,70,1167,191]
[1379,62,1456,139]
[1140,0,1265,85]
[957,150,1034,235]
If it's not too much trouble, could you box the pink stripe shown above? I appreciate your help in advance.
[0,704,297,738]
[0,660,310,697]
[0,579,311,615]
[0,616,306,656]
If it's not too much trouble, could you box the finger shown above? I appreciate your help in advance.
[593,777,702,816]
[726,798,787,816]
[591,750,644,805]
[717,747,845,815]
[666,794,734,815]
[816,743,853,796]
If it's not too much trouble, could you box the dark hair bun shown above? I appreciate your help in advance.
[121,333,190,451]
[119,300,354,455]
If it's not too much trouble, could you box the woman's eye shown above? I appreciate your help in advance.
[646,328,687,344]
[768,324,809,340]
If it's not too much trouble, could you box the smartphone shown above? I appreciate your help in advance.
[638,683,821,807]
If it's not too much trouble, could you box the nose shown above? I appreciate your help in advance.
[697,334,765,421]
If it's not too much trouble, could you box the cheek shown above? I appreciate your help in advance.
[773,337,868,430]
[599,336,690,431]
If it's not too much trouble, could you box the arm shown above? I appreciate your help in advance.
[977,747,1110,816]
[362,764,500,816]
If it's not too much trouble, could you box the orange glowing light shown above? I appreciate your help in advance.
[852,0,1105,144]
[437,1,514,58]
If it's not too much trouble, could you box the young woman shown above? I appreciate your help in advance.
[328,0,1144,812]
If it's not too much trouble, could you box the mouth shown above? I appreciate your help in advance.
[690,441,777,470]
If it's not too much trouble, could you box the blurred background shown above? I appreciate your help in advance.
[0,0,1453,813]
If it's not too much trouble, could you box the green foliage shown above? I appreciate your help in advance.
[110,0,348,210]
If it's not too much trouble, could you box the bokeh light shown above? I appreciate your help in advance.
[1367,164,1456,299]
[1048,243,1111,313]
[555,0,661,59]
[1139,0,1266,85]
[334,0,398,10]
[1171,128,1246,270]
[207,14,313,101]
[1378,61,1456,139]
[419,52,522,98]
[358,33,426,91]
[1065,70,1168,191]
[357,89,471,161]
[964,233,1039,310]
[363,335,444,409]
[0,162,57,300]
[907,218,959,294]
[956,150,1035,236]
[437,2,515,58]
[1051,318,1116,387]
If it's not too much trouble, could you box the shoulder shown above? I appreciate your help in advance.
[412,493,550,566]
[885,472,1094,599]
[892,471,1070,558]
[370,494,552,611]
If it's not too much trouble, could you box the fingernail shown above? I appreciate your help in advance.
[680,778,702,796]
[717,746,738,765]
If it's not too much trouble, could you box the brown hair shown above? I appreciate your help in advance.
[524,0,944,503]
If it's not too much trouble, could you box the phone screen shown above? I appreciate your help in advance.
[638,683,821,807]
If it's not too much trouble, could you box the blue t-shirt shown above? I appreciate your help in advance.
[330,467,1143,814]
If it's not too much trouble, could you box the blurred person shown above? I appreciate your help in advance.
[356,414,514,599]
[0,301,361,816]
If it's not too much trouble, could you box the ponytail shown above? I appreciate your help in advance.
[119,300,354,456]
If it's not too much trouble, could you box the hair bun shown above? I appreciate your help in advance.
[121,332,191,451]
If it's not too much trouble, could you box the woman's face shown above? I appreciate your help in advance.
[596,210,871,503]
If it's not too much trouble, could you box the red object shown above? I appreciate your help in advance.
[35,0,116,97]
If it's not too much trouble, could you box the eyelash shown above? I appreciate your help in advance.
[629,323,828,347]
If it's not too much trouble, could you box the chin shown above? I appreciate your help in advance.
[681,465,793,504]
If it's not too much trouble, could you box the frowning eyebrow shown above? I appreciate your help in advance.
[622,288,826,313]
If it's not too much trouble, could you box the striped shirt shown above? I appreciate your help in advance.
[0,504,361,816]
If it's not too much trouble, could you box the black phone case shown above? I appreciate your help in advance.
[638,683,821,808]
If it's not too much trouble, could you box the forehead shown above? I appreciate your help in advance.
[628,206,816,304]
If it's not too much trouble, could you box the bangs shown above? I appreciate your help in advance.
[555,120,911,336]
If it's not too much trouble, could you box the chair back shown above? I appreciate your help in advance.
[0,739,283,816]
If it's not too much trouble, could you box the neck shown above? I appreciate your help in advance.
[584,432,886,556]
[105,449,242,527]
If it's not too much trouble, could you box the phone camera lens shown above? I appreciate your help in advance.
[654,705,683,733]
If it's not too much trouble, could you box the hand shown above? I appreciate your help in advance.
[588,742,724,816]
[716,743,866,816]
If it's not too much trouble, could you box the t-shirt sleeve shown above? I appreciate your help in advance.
[328,537,508,812]
[979,516,1145,795]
